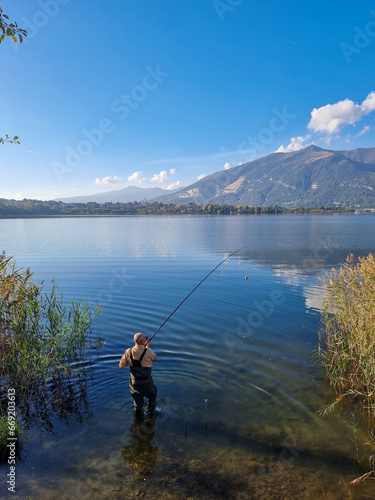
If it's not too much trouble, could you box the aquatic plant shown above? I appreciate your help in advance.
[318,253,375,482]
[0,412,24,463]
[0,253,101,443]
[318,253,375,419]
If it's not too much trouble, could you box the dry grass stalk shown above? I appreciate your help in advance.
[348,470,375,486]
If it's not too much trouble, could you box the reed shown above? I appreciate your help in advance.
[318,253,375,482]
[0,412,24,463]
[318,253,375,419]
[0,253,101,447]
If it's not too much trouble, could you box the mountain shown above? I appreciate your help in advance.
[338,147,375,164]
[57,186,177,203]
[153,145,375,208]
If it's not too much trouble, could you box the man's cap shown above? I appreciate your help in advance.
[134,332,145,343]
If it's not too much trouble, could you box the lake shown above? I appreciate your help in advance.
[1,214,375,499]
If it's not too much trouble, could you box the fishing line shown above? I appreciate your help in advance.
[147,248,242,344]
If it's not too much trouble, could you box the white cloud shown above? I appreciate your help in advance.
[308,100,362,134]
[197,174,206,181]
[128,171,146,184]
[356,125,371,137]
[276,135,311,153]
[127,170,178,187]
[307,91,375,134]
[361,92,375,114]
[150,170,168,183]
[166,180,183,190]
[95,176,122,185]
[223,162,231,170]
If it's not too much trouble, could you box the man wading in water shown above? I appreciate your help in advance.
[119,333,157,416]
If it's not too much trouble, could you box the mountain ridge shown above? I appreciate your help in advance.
[56,186,179,204]
[153,145,375,207]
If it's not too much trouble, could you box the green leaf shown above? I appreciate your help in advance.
[12,36,18,43]
[19,34,23,43]
[6,28,12,36]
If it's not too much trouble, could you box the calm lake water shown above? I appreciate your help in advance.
[1,214,375,499]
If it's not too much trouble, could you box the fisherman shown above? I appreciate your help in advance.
[119,333,157,416]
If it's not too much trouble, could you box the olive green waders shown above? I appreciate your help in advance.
[129,349,157,412]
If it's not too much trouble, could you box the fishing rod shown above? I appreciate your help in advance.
[146,248,242,345]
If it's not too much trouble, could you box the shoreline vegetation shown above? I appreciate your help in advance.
[0,199,374,218]
[318,253,375,484]
[0,253,102,463]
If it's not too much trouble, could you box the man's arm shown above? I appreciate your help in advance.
[119,349,129,368]
[145,340,157,362]
[148,348,157,362]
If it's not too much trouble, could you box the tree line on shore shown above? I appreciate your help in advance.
[0,198,354,216]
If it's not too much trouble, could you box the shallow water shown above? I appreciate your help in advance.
[1,214,375,499]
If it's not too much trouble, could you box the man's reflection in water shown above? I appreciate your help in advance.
[121,412,159,481]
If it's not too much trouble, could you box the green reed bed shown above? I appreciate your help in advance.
[0,252,101,460]
[318,253,375,482]
[318,253,375,417]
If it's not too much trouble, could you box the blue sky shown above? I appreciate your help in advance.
[1,0,375,200]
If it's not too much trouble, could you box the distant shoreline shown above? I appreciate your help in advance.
[1,211,373,220]
[1,199,374,218]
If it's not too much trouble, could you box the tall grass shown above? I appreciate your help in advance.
[318,253,375,483]
[0,253,99,391]
[0,253,101,458]
[318,253,375,419]
[0,412,24,463]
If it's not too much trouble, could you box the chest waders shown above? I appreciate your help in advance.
[129,348,152,381]
[129,348,157,412]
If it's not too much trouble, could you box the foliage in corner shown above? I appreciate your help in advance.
[0,7,27,44]
[0,134,20,146]
[0,7,27,145]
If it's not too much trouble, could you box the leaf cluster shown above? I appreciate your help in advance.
[0,134,20,145]
[0,7,27,44]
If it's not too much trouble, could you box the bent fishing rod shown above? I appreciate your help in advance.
[146,248,242,345]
